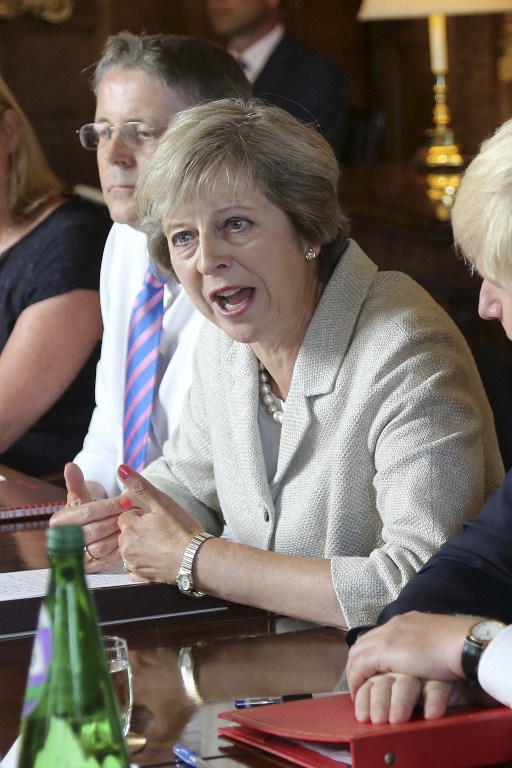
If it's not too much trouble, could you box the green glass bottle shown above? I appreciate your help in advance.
[18,525,129,768]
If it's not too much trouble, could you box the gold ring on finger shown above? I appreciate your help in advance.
[122,559,132,573]
[84,545,98,561]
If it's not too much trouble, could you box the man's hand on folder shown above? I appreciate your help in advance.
[346,612,493,724]
[350,671,493,725]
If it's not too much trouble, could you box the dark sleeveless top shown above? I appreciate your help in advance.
[0,195,111,475]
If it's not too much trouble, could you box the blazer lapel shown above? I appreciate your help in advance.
[228,346,274,502]
[253,36,290,93]
[274,386,312,484]
[224,241,377,491]
[274,240,377,485]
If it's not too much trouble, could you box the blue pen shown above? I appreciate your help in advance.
[173,743,211,768]
[235,691,339,708]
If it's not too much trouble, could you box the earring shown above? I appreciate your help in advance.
[305,247,317,261]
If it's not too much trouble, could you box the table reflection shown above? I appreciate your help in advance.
[125,620,347,764]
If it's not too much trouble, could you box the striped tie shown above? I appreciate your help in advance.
[123,266,165,472]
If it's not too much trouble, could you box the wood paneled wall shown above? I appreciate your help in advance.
[0,0,509,188]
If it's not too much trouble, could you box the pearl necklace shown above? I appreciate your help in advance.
[258,362,283,424]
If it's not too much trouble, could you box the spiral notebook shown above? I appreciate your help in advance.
[0,464,66,523]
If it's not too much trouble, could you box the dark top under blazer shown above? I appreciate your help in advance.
[252,33,348,159]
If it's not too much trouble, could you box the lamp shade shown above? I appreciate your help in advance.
[358,0,512,19]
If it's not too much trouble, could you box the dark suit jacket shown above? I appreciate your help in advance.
[376,469,512,626]
[252,34,348,159]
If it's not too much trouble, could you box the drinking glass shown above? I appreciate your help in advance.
[103,634,133,737]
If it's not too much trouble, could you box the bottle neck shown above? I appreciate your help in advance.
[19,532,129,767]
[49,551,89,591]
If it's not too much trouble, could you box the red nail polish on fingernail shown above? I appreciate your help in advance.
[119,497,132,510]
[118,464,133,480]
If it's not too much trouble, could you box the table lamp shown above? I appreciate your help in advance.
[358,0,512,169]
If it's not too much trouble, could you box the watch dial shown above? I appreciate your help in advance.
[473,621,504,642]
[179,574,192,591]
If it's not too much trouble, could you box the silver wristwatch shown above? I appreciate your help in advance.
[176,532,214,597]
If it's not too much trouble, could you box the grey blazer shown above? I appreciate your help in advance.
[145,241,503,627]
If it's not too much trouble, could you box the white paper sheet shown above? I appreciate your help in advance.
[292,738,352,764]
[0,567,133,602]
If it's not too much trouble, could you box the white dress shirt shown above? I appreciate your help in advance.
[74,222,204,497]
[479,624,512,706]
[228,22,285,84]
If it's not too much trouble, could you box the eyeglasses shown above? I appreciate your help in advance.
[76,121,166,151]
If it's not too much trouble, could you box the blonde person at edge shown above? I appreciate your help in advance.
[51,99,503,629]
[345,119,512,721]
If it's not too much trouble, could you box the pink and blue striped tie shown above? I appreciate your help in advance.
[123,266,165,472]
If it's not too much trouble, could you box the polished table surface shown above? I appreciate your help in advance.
[0,526,348,766]
[3,501,512,767]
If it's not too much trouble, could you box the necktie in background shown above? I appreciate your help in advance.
[123,266,165,472]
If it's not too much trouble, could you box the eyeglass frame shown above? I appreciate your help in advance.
[76,121,167,151]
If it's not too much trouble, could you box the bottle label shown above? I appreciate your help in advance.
[22,604,52,717]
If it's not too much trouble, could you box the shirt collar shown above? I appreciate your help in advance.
[229,23,285,84]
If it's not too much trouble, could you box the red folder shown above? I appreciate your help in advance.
[218,692,512,768]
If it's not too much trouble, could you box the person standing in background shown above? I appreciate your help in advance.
[204,0,348,159]
[0,74,109,476]
[65,32,252,509]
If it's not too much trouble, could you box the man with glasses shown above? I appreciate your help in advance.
[65,31,251,508]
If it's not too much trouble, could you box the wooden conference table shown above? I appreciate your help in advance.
[0,515,348,767]
[2,473,512,768]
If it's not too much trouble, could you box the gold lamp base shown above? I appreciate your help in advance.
[414,73,465,169]
[414,139,465,169]
[412,72,464,219]
[425,172,461,220]
[425,137,464,168]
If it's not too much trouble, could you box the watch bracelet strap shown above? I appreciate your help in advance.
[179,532,214,597]
[181,532,214,570]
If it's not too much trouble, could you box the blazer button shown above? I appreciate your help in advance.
[263,508,270,522]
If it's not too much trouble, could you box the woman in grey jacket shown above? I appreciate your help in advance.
[52,99,503,629]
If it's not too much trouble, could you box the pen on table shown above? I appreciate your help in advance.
[234,691,340,708]
[172,743,211,768]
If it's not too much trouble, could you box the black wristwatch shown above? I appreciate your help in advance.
[461,619,505,681]
[176,532,214,597]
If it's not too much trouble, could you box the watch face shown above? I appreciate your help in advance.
[177,573,192,593]
[471,620,505,643]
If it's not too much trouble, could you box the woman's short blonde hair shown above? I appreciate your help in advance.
[136,98,350,286]
[452,117,512,288]
[0,74,62,220]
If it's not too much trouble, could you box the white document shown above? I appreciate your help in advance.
[0,567,133,602]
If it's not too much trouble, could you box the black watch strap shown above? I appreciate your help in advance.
[461,620,505,682]
[461,637,482,682]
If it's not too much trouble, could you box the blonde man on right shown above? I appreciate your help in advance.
[347,116,512,724]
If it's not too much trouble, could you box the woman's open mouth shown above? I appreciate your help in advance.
[214,287,254,313]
